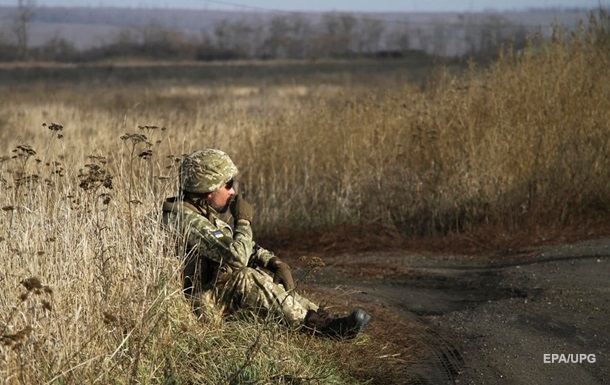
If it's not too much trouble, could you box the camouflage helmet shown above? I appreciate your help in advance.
[179,149,238,194]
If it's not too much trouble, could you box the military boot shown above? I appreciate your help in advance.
[304,308,371,339]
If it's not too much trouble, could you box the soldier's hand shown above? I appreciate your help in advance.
[230,194,254,224]
[271,261,295,291]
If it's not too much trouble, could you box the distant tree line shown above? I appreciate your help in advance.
[0,9,538,62]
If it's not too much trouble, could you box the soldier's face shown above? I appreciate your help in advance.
[207,180,235,213]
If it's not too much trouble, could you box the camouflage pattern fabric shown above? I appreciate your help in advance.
[179,149,239,194]
[219,267,318,327]
[161,197,318,326]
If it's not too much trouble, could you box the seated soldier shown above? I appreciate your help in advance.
[160,148,371,339]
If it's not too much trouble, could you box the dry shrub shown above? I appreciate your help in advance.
[242,12,610,240]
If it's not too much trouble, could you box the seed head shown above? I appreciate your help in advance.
[21,277,42,291]
[1,326,33,348]
[42,122,63,131]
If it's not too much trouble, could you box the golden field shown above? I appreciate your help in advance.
[0,14,609,384]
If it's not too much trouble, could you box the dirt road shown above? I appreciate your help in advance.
[300,238,610,384]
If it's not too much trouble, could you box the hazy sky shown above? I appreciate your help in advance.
[0,0,607,12]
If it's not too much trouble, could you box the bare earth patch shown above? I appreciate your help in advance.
[279,237,610,384]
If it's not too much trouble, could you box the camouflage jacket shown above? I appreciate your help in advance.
[161,197,277,272]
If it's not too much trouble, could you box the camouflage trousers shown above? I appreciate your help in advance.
[191,267,319,327]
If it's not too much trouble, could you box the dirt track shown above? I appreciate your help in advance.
[300,238,610,384]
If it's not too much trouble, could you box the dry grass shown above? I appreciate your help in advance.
[0,11,609,384]
[0,120,361,383]
[243,14,610,242]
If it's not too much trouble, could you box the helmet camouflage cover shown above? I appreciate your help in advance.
[179,149,238,193]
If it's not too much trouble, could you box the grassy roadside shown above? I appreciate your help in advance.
[0,128,366,384]
[245,25,610,239]
[1,11,609,384]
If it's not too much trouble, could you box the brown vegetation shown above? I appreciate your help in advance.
[0,11,608,384]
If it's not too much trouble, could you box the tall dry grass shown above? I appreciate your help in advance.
[242,13,610,237]
[0,11,609,384]
[0,98,362,382]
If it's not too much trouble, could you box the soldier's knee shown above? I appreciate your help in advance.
[233,266,254,276]
[229,266,275,289]
[231,266,261,283]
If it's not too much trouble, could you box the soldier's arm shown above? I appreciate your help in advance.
[250,244,279,269]
[185,213,254,269]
